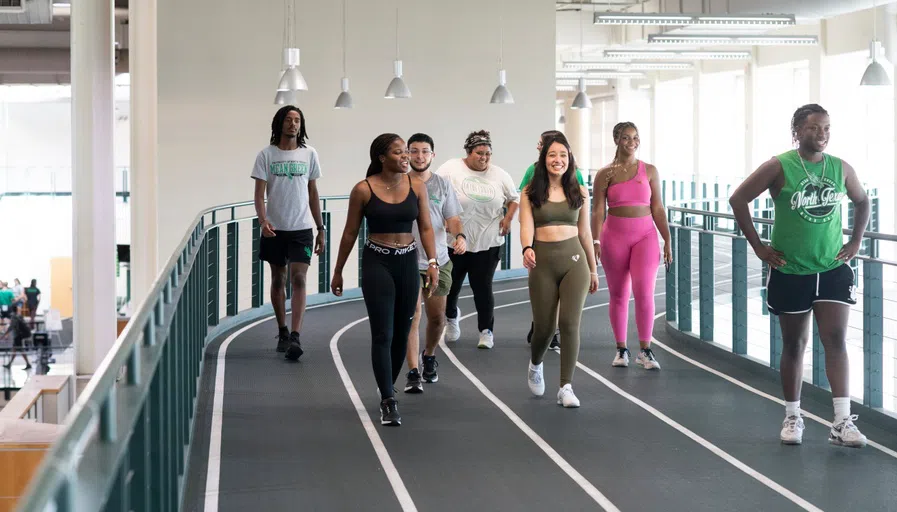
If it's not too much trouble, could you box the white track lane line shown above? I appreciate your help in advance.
[330,317,418,512]
[203,278,541,511]
[439,303,620,512]
[648,314,897,460]
[452,296,822,511]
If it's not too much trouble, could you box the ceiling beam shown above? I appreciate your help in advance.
[0,48,127,75]
[0,29,70,48]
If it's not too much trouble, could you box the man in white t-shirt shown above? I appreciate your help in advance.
[251,106,325,360]
[403,133,466,393]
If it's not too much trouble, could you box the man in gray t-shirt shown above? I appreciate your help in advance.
[402,133,466,393]
[251,106,325,361]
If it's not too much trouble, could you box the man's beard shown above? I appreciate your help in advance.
[411,162,431,173]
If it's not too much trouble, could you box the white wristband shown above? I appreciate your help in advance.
[427,258,437,265]
[593,240,601,245]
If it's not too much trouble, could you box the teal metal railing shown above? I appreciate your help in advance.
[15,176,892,509]
[665,203,895,412]
[14,194,387,512]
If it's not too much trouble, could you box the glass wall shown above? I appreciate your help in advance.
[698,70,745,180]
[753,61,810,168]
[654,76,694,179]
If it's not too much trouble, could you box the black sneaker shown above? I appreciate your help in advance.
[276,327,289,353]
[549,330,561,351]
[380,398,401,426]
[285,331,303,360]
[404,368,423,393]
[526,322,534,344]
[421,354,439,383]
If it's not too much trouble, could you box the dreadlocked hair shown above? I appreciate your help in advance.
[606,121,639,186]
[527,135,583,210]
[366,133,402,177]
[791,104,828,144]
[269,105,308,147]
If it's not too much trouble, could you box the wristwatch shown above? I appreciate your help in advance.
[317,224,326,231]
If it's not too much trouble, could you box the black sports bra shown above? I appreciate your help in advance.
[363,174,419,234]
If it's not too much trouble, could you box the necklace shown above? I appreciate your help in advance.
[384,177,403,190]
[797,152,826,188]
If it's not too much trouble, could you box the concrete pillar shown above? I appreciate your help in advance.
[692,63,702,179]
[129,0,159,308]
[808,20,827,105]
[72,0,117,375]
[744,49,758,176]
[565,96,592,173]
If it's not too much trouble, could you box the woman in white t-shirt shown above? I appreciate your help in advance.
[436,130,520,349]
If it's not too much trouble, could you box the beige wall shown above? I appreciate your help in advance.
[158,0,556,260]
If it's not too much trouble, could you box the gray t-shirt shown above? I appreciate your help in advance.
[250,145,322,231]
[412,173,463,270]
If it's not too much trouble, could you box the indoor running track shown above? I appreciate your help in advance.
[183,270,897,512]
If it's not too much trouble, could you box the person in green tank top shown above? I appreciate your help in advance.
[730,104,870,448]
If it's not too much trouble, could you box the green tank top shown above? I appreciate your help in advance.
[771,150,846,275]
[533,199,580,228]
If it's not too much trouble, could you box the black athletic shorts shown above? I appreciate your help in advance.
[259,229,314,266]
[766,263,857,315]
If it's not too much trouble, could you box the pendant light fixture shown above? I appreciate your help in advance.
[274,0,308,104]
[334,0,353,108]
[571,0,592,109]
[490,11,514,104]
[384,5,411,99]
[861,0,891,86]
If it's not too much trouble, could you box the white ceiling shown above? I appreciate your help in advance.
[554,0,896,68]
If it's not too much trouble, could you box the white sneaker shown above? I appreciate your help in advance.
[636,348,661,370]
[557,384,580,408]
[780,415,804,445]
[612,347,630,367]
[830,414,867,448]
[477,329,494,349]
[527,361,544,396]
[445,307,461,342]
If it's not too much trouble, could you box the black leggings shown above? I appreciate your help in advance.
[361,240,420,399]
[445,246,501,332]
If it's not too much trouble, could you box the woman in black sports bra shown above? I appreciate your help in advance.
[332,133,439,427]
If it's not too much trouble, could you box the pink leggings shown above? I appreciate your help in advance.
[599,215,660,344]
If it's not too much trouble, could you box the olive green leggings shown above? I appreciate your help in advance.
[528,236,590,386]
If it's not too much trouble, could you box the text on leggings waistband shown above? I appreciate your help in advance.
[365,239,417,256]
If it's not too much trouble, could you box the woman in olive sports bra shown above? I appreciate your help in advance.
[519,135,599,408]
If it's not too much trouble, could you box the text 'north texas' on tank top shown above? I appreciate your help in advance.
[771,150,846,275]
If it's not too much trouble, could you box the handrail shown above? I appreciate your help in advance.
[668,206,897,243]
[16,194,355,511]
[664,203,894,412]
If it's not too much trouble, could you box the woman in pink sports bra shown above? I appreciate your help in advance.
[591,121,672,370]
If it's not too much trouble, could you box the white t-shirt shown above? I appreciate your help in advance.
[250,144,322,231]
[436,158,520,253]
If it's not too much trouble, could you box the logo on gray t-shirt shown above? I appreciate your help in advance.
[250,145,322,231]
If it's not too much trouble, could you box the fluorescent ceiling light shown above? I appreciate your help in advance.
[556,85,577,92]
[594,12,795,26]
[563,61,693,71]
[556,70,645,79]
[604,49,751,60]
[556,79,609,86]
[648,34,817,45]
